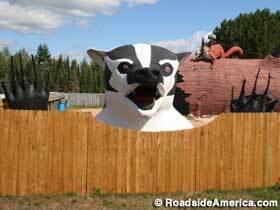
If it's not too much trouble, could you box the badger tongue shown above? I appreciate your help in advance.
[156,83,165,96]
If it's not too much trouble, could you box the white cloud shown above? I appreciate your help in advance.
[9,0,119,16]
[0,1,62,34]
[122,0,158,7]
[0,0,159,33]
[0,39,16,48]
[54,30,210,63]
[151,31,212,53]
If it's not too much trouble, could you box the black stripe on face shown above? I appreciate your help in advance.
[108,45,142,68]
[150,45,178,96]
[150,45,177,65]
[149,45,178,79]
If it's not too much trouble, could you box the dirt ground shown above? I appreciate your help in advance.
[1,184,279,210]
[72,108,218,128]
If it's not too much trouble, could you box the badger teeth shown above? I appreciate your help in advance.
[156,83,165,96]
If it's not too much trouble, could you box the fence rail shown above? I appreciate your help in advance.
[65,93,105,106]
[0,110,279,196]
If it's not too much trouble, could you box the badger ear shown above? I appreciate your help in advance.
[87,49,108,69]
[176,52,192,64]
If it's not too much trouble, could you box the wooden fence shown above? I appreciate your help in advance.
[0,100,4,110]
[65,93,105,106]
[0,110,279,196]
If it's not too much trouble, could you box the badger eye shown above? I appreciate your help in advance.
[161,63,173,76]
[118,62,132,74]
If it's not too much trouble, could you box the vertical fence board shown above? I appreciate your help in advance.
[86,117,106,194]
[266,113,280,185]
[253,113,265,188]
[71,112,88,194]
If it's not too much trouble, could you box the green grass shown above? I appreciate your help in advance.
[0,184,279,210]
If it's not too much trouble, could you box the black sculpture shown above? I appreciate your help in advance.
[1,54,49,110]
[230,68,278,112]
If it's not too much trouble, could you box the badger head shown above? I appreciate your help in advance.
[88,44,190,117]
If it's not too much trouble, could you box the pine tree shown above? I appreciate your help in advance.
[0,47,11,93]
[96,66,104,93]
[79,59,88,93]
[70,60,80,93]
[1,45,107,93]
[89,62,96,92]
[214,9,280,58]
[36,43,51,64]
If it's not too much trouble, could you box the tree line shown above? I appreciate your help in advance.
[214,8,280,58]
[0,44,104,94]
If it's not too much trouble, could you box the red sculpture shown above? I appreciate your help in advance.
[206,44,243,59]
[193,35,243,69]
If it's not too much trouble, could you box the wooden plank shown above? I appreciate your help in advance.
[37,111,49,194]
[86,116,105,194]
[16,111,29,195]
[232,113,243,189]
[252,113,264,188]
[52,111,64,194]
[0,100,4,109]
[7,110,18,195]
[220,114,234,190]
[73,112,88,194]
[266,113,280,186]
[0,110,13,194]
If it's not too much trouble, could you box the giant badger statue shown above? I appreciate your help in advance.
[88,44,193,131]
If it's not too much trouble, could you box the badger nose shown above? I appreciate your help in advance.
[127,68,163,85]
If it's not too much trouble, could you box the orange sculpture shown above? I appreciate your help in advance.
[193,35,244,69]
[206,44,243,59]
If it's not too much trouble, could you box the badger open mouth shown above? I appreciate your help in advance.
[127,84,163,110]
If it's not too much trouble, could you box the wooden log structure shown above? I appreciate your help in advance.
[177,56,280,115]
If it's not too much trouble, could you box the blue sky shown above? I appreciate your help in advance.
[0,0,279,60]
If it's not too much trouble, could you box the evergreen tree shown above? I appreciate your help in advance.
[36,43,51,64]
[214,9,280,58]
[83,63,93,92]
[96,66,104,93]
[48,58,56,91]
[1,45,105,94]
[0,48,11,93]
[70,60,80,92]
[65,56,72,92]
[79,59,88,93]
[91,63,98,92]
